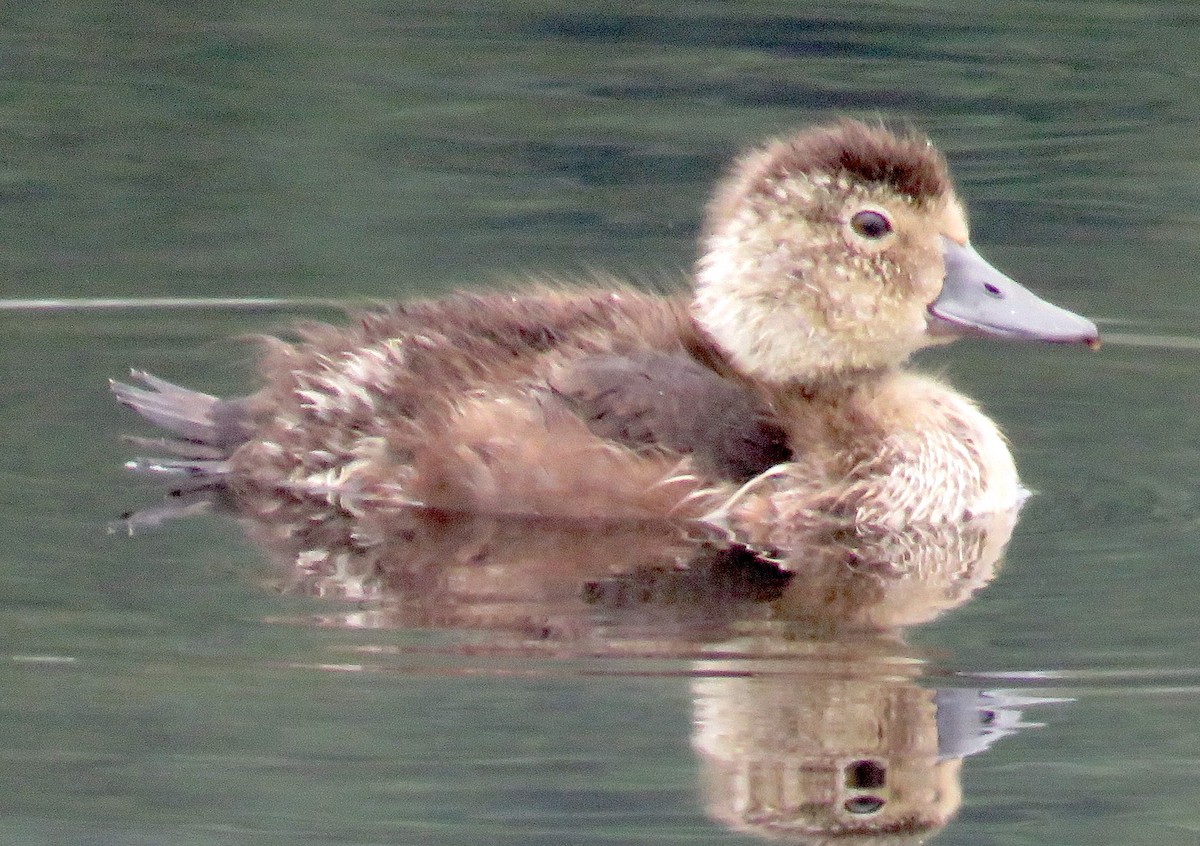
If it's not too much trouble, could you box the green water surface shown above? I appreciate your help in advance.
[3,3,1200,844]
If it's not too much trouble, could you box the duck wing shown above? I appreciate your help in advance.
[548,352,790,483]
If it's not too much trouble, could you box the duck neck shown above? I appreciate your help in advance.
[765,367,903,464]
[686,316,896,401]
[685,317,900,445]
[777,366,893,401]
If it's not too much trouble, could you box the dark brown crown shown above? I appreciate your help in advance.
[706,120,953,232]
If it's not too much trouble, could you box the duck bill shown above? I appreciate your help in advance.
[928,237,1099,346]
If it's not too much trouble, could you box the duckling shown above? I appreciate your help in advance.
[112,120,1097,548]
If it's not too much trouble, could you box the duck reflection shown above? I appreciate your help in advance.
[221,480,1019,635]
[691,640,1060,843]
[692,638,961,843]
[117,485,1063,844]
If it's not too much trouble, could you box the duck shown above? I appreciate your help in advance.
[112,119,1098,553]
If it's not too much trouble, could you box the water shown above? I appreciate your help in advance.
[4,2,1200,844]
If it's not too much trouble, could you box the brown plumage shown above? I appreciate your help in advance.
[112,119,1098,555]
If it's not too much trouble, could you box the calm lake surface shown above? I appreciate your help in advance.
[4,3,1200,844]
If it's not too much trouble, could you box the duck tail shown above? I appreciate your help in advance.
[110,370,255,479]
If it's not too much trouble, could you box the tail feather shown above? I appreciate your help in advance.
[110,371,223,444]
[121,435,226,462]
[111,370,256,479]
[123,456,233,478]
[111,370,255,449]
[111,370,255,532]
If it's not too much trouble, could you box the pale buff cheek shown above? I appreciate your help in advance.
[695,261,927,381]
[939,196,970,245]
[912,248,946,305]
[694,207,943,380]
[808,274,926,369]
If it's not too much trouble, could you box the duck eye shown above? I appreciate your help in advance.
[850,210,893,239]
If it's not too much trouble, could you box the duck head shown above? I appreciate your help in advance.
[692,120,1099,385]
